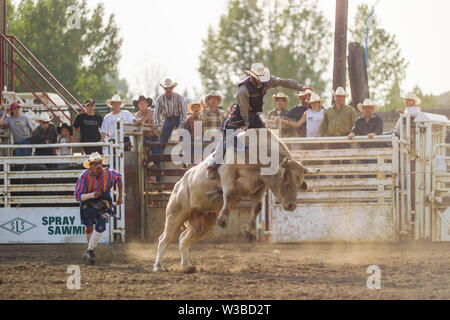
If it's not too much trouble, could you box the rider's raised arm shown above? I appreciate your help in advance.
[236,85,251,126]
[267,76,303,91]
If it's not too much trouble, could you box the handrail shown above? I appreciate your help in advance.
[0,34,78,122]
[8,35,85,113]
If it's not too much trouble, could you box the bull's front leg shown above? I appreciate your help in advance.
[244,186,267,242]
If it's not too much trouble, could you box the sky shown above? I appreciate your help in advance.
[89,0,450,100]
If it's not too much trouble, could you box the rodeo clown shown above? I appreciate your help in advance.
[206,62,312,179]
[74,152,123,263]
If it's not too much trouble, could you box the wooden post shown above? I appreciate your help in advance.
[348,42,370,109]
[332,0,349,95]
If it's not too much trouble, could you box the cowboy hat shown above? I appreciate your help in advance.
[296,89,313,98]
[205,91,223,106]
[357,98,378,113]
[401,92,421,106]
[83,152,107,169]
[333,87,349,97]
[160,78,178,89]
[245,63,271,83]
[187,101,203,114]
[309,93,325,104]
[106,94,126,108]
[133,95,153,108]
[37,112,53,123]
[273,92,290,104]
[57,123,74,136]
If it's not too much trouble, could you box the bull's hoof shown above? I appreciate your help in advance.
[217,216,228,229]
[245,230,256,242]
[182,265,197,274]
[153,264,168,273]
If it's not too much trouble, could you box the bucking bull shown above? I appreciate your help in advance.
[153,128,317,273]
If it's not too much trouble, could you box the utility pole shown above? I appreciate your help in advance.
[332,0,348,94]
[0,0,6,92]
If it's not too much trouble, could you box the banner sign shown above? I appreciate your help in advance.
[0,208,109,244]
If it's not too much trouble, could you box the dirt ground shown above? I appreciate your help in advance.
[0,241,449,300]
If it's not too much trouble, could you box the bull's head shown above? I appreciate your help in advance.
[268,158,317,212]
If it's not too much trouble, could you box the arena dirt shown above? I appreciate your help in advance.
[0,242,449,300]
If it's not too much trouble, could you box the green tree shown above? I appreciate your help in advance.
[8,0,127,103]
[412,86,439,110]
[350,4,408,107]
[198,0,331,109]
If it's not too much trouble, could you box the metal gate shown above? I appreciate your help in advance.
[0,120,126,244]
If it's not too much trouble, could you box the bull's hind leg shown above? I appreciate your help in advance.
[179,213,217,273]
[153,209,188,272]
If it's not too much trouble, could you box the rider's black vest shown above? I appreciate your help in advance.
[238,77,268,113]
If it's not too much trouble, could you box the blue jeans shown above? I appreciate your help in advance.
[157,117,180,154]
[15,138,32,157]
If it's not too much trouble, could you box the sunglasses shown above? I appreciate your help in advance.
[41,121,50,124]
[90,161,103,167]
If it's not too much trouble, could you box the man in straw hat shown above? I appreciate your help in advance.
[202,91,226,135]
[31,112,58,156]
[154,78,187,154]
[319,87,357,138]
[393,92,423,136]
[101,94,135,151]
[206,63,312,179]
[348,98,383,141]
[74,152,123,263]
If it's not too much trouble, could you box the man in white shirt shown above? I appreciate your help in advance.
[100,94,135,149]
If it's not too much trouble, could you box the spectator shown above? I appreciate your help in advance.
[283,93,325,138]
[348,99,383,141]
[134,95,160,155]
[73,99,103,155]
[0,102,34,156]
[184,101,203,166]
[57,123,74,169]
[319,87,357,137]
[31,113,57,156]
[100,94,135,150]
[266,92,291,137]
[154,78,187,154]
[283,89,313,137]
[393,92,422,136]
[202,91,226,135]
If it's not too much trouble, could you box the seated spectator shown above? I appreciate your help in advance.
[283,89,313,137]
[100,94,135,151]
[348,99,383,141]
[31,113,57,156]
[73,99,103,155]
[0,102,34,156]
[319,87,357,138]
[184,101,203,167]
[283,93,325,138]
[57,123,75,155]
[185,101,203,138]
[393,92,422,136]
[134,95,160,157]
[202,91,226,136]
[57,123,74,169]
